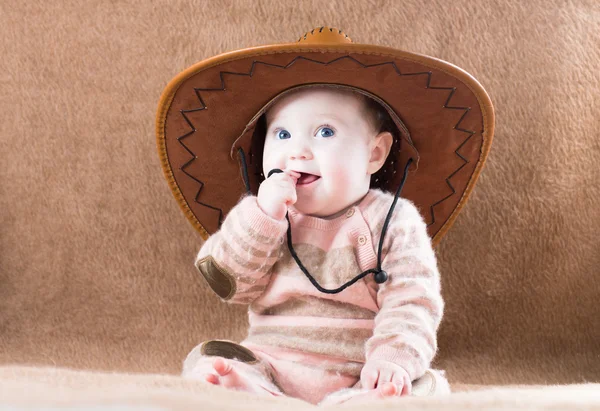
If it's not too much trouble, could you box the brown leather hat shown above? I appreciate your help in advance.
[156,26,494,246]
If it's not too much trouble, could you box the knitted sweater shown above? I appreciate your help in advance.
[194,188,444,381]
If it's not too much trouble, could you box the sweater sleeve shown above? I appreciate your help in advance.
[194,194,288,305]
[364,199,444,381]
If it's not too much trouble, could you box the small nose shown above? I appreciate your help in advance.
[288,141,313,160]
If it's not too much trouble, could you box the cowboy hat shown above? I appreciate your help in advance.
[156,26,494,246]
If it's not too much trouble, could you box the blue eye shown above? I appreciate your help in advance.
[319,127,335,138]
[277,130,291,140]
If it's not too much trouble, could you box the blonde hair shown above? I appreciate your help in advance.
[267,86,392,135]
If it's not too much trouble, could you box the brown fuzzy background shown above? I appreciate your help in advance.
[1,0,599,389]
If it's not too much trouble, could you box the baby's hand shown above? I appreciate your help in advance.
[257,170,301,220]
[361,359,412,396]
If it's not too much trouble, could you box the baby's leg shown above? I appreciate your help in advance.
[183,340,283,397]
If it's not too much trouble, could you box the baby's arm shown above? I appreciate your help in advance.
[364,200,444,383]
[195,194,288,305]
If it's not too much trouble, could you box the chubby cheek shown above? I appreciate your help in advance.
[321,161,354,190]
[261,147,285,176]
[322,151,369,190]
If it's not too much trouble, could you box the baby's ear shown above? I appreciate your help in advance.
[367,131,393,174]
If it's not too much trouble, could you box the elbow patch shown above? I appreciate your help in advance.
[195,256,236,300]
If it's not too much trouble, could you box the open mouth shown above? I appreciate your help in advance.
[296,172,321,186]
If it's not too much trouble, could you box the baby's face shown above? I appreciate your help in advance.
[263,88,377,218]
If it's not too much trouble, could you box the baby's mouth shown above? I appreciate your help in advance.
[297,172,321,185]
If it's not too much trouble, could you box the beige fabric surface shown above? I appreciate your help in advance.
[1,0,599,405]
[1,366,600,410]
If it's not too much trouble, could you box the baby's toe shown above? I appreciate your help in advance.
[212,358,232,376]
[205,373,220,385]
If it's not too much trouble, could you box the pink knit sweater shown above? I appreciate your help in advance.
[194,188,444,381]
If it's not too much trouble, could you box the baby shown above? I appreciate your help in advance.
[183,86,445,405]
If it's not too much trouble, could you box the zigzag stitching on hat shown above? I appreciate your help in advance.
[423,86,475,227]
[177,105,224,225]
[176,55,475,230]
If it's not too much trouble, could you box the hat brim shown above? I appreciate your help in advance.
[156,41,494,246]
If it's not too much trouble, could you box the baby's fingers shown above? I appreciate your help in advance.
[284,187,298,206]
[269,169,299,181]
[271,173,298,189]
[360,368,378,390]
[401,377,412,396]
[391,373,404,396]
[391,373,411,396]
[378,369,394,386]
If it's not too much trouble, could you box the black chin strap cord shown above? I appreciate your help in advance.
[266,157,413,294]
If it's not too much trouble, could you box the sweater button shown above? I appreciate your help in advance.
[357,235,367,245]
[345,208,355,218]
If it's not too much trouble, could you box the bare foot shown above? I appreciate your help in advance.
[203,357,279,396]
